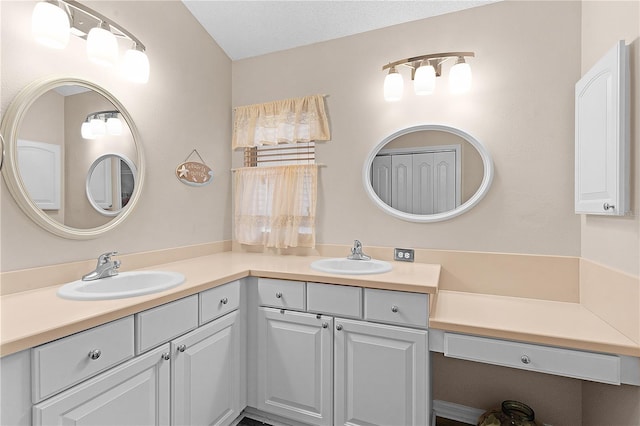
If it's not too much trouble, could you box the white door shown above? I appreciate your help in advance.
[432,151,457,214]
[575,40,629,215]
[391,154,413,214]
[17,139,61,210]
[371,155,392,206]
[172,311,240,426]
[334,319,429,426]
[33,344,170,425]
[412,153,434,215]
[257,308,333,426]
[89,156,113,209]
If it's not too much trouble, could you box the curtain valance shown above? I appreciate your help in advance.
[232,94,330,150]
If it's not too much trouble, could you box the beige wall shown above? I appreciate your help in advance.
[0,0,232,271]
[232,1,582,257]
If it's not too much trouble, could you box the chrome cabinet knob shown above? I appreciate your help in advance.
[177,344,187,353]
[603,203,615,211]
[521,355,531,364]
[391,305,399,313]
[322,322,329,329]
[220,297,228,305]
[275,292,283,299]
[336,324,343,331]
[162,352,171,361]
[88,349,101,360]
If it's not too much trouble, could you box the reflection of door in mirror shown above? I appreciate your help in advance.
[372,146,459,215]
[17,139,61,210]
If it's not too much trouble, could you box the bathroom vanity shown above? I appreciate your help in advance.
[1,252,638,426]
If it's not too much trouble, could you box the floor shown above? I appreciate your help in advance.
[236,416,470,426]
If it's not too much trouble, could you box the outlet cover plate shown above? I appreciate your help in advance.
[394,248,415,262]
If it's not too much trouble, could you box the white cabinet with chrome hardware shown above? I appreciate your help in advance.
[172,310,241,426]
[33,343,171,425]
[255,278,430,426]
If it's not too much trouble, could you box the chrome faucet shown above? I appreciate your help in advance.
[82,251,121,281]
[347,240,371,261]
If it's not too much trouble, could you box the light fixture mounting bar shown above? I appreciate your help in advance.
[85,110,120,120]
[382,51,474,71]
[59,0,145,50]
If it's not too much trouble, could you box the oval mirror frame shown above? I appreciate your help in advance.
[86,153,138,217]
[0,76,145,239]
[362,124,494,223]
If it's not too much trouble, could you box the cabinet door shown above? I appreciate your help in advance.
[172,310,240,426]
[257,307,333,426]
[334,319,428,426]
[33,344,170,426]
[575,40,629,215]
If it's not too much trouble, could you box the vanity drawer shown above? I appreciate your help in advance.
[258,278,306,310]
[135,295,198,354]
[364,288,429,328]
[444,333,621,384]
[307,282,362,318]
[32,316,134,403]
[200,280,240,324]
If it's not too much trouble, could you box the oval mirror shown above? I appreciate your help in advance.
[86,154,137,218]
[363,124,493,222]
[0,77,145,239]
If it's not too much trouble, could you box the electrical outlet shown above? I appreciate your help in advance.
[394,248,415,262]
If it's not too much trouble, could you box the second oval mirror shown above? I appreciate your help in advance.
[363,124,493,222]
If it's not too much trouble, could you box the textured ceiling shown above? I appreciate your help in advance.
[181,1,497,61]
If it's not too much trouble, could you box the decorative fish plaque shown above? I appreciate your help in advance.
[176,149,213,187]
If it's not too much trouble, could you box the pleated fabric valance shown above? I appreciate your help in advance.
[232,94,330,150]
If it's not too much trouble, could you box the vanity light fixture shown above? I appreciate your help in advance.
[82,111,122,139]
[382,51,474,101]
[31,0,149,83]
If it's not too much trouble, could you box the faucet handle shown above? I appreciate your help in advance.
[98,251,118,264]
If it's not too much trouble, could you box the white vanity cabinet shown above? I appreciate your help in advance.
[172,310,241,426]
[33,344,171,425]
[255,279,430,426]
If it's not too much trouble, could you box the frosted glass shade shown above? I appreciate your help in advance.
[90,118,106,136]
[383,68,404,102]
[32,2,70,49]
[122,49,150,83]
[81,122,96,139]
[87,26,119,67]
[449,61,472,94]
[106,117,123,135]
[414,64,436,95]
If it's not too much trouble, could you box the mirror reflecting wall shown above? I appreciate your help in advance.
[1,77,144,239]
[363,124,493,222]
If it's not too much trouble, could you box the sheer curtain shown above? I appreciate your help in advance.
[232,94,330,149]
[234,164,317,248]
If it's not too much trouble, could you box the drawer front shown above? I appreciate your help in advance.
[136,295,198,354]
[444,333,621,384]
[258,278,305,310]
[32,316,134,403]
[307,282,362,318]
[364,288,428,328]
[200,280,240,324]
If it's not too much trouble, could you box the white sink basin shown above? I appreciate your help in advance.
[310,258,392,275]
[57,271,185,301]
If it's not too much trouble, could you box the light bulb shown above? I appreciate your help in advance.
[383,66,403,102]
[31,2,70,49]
[81,122,95,139]
[90,118,106,136]
[449,57,472,94]
[106,117,123,135]
[414,62,436,95]
[122,48,150,84]
[87,25,118,67]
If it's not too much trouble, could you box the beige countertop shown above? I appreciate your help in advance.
[0,252,440,356]
[429,290,640,357]
[2,252,638,359]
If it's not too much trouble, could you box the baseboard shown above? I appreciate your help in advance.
[432,399,485,425]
